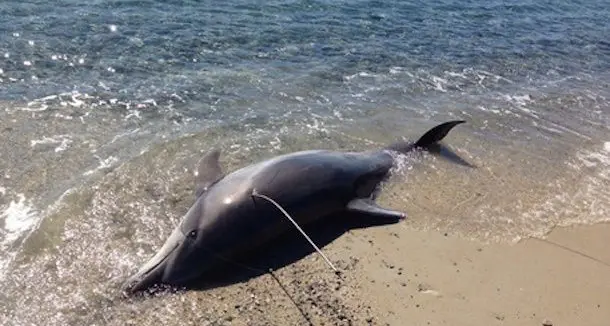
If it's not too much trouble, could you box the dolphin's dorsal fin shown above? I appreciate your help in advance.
[414,120,465,148]
[195,148,224,197]
[346,198,406,219]
[385,120,465,154]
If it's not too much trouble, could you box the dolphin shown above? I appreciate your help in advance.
[123,120,465,294]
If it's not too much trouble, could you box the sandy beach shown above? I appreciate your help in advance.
[104,220,610,326]
[345,222,610,326]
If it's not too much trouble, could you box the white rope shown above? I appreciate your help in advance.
[252,190,339,273]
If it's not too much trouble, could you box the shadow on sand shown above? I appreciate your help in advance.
[187,212,403,291]
[428,143,476,168]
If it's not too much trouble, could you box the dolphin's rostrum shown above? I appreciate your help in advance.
[123,120,466,294]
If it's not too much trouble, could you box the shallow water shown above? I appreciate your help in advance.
[1,0,609,325]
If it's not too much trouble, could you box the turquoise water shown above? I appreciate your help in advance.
[0,1,609,324]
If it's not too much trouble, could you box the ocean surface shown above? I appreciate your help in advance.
[1,0,609,325]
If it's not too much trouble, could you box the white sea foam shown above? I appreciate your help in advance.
[518,142,610,241]
[384,149,416,175]
[269,136,282,151]
[476,105,503,115]
[389,66,407,75]
[575,142,610,170]
[332,109,344,120]
[30,135,73,152]
[109,128,140,144]
[83,155,119,176]
[470,69,514,84]
[305,117,330,135]
[558,142,610,226]
[430,75,448,92]
[539,120,592,140]
[389,67,414,78]
[444,71,468,79]
[1,194,38,244]
[18,104,49,112]
[503,94,532,107]
[54,112,74,120]
[124,109,142,120]
[531,120,564,135]
[136,98,157,108]
[0,187,78,285]
[0,193,40,279]
[10,91,94,113]
[343,71,382,81]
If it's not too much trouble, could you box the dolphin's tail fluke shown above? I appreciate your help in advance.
[385,120,465,154]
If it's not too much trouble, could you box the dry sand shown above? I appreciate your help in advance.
[344,222,610,326]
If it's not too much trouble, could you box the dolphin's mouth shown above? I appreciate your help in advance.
[123,227,184,295]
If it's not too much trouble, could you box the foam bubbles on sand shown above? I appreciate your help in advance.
[0,193,40,279]
[562,141,610,225]
[83,155,119,176]
[9,91,95,113]
[30,135,73,152]
[1,194,38,244]
[573,141,610,170]
[520,141,610,240]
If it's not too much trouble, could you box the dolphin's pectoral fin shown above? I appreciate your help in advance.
[195,148,224,197]
[346,198,406,220]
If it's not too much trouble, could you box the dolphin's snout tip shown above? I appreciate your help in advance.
[121,274,177,298]
[120,287,134,298]
[121,274,161,297]
[120,276,141,297]
[122,227,184,294]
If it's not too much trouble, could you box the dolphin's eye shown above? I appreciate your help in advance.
[187,230,198,239]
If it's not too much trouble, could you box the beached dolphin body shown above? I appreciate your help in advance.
[123,120,465,294]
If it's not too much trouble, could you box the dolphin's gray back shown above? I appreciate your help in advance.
[196,149,393,256]
[239,149,392,203]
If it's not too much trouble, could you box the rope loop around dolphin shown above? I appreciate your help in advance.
[251,189,340,274]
